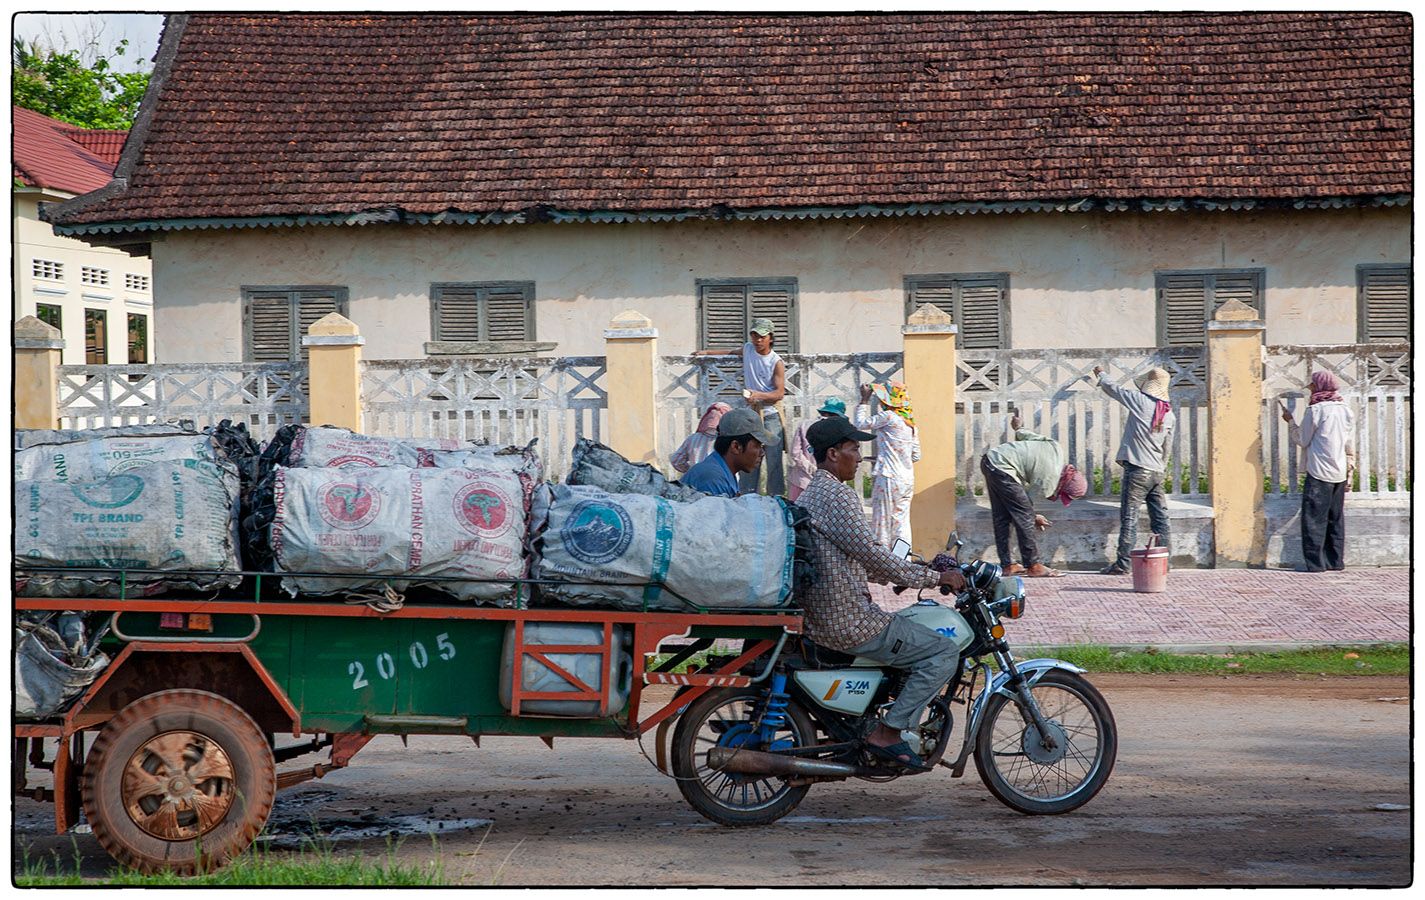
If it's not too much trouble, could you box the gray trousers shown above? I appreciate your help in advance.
[847,616,959,731]
[738,410,786,496]
[1113,462,1170,569]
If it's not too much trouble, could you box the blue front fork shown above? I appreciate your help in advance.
[757,673,794,751]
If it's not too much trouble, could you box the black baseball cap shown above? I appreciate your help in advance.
[806,416,874,453]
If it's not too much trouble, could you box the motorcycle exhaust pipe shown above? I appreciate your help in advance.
[706,747,861,778]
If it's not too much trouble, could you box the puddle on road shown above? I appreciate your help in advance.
[260,788,492,847]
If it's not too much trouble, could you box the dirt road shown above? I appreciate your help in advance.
[13,675,1412,886]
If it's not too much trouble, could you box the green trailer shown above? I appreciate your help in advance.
[14,580,800,874]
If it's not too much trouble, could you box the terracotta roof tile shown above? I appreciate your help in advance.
[50,13,1411,227]
[12,106,117,195]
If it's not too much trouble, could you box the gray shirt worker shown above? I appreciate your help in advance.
[1096,375,1176,472]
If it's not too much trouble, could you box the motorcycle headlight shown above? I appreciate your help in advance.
[992,575,1027,619]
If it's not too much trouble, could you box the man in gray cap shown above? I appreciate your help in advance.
[693,317,787,495]
[679,407,769,497]
[795,416,967,772]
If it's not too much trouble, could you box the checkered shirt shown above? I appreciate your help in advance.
[795,469,940,650]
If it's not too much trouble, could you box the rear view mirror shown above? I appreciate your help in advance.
[891,538,912,560]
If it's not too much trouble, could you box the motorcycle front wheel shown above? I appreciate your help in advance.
[671,686,817,826]
[973,670,1117,815]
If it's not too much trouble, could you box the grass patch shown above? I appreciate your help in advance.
[1029,643,1410,677]
[16,834,447,887]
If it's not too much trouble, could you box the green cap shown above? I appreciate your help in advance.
[749,318,774,336]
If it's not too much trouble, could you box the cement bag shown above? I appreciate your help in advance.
[567,438,705,502]
[15,432,221,483]
[15,422,197,450]
[531,483,797,611]
[283,425,467,468]
[14,625,110,719]
[15,459,243,598]
[270,465,527,604]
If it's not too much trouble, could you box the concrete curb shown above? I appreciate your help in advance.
[1019,641,1407,655]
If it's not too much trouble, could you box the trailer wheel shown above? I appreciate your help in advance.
[81,689,275,874]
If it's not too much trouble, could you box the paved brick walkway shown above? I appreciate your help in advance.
[871,567,1409,649]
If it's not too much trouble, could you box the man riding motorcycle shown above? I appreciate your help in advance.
[794,416,967,771]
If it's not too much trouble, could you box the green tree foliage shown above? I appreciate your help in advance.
[13,37,150,130]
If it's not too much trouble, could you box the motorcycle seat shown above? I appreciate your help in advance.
[798,637,859,668]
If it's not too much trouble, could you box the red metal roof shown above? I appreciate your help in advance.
[12,106,119,195]
[47,13,1412,229]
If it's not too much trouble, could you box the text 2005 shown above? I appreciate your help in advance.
[348,633,456,690]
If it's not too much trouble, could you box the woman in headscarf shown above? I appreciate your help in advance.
[670,401,732,474]
[787,396,847,501]
[1092,365,1176,575]
[855,381,920,549]
[1281,371,1355,571]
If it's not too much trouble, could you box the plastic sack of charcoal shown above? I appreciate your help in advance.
[566,438,705,502]
[14,422,198,450]
[14,459,243,598]
[530,483,796,611]
[14,430,223,483]
[14,614,110,719]
[269,465,527,604]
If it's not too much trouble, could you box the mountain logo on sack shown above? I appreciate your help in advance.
[454,482,513,537]
[562,500,633,565]
[319,482,381,530]
[71,473,145,508]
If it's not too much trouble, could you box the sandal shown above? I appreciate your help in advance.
[865,739,932,772]
[1025,564,1067,578]
[1003,564,1027,575]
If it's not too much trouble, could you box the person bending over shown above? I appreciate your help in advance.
[979,415,1087,577]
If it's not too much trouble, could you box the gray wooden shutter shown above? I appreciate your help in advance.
[433,285,482,341]
[1211,271,1261,314]
[484,285,533,341]
[956,278,1006,349]
[296,291,342,362]
[1360,266,1410,342]
[700,283,751,350]
[750,282,797,352]
[1159,274,1209,347]
[247,291,296,362]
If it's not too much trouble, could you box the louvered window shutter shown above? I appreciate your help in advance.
[433,285,482,341]
[700,284,750,350]
[1210,272,1261,315]
[247,291,296,362]
[749,283,797,352]
[484,286,533,341]
[905,275,1007,349]
[1158,275,1209,347]
[244,287,349,362]
[1360,266,1410,342]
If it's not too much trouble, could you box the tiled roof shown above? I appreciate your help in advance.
[47,13,1412,230]
[12,105,118,195]
[60,127,128,166]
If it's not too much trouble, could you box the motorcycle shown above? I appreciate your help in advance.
[671,534,1118,826]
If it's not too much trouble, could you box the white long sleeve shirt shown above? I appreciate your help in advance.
[1294,400,1355,483]
[854,404,919,483]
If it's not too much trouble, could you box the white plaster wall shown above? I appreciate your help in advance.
[14,192,156,364]
[150,206,1408,362]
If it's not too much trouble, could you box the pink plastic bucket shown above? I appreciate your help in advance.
[1129,535,1169,593]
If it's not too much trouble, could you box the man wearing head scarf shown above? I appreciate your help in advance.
[787,396,847,501]
[1092,365,1177,575]
[979,414,1087,577]
[855,382,920,549]
[1281,371,1355,571]
[670,401,732,474]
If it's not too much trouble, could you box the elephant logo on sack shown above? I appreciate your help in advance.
[318,482,381,530]
[71,474,145,508]
[561,500,633,565]
[454,482,513,538]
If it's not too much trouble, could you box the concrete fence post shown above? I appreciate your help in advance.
[15,315,65,430]
[1206,299,1267,567]
[604,309,660,465]
[902,303,959,558]
[302,312,365,431]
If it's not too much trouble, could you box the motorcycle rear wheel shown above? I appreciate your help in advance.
[671,686,817,826]
[973,670,1117,815]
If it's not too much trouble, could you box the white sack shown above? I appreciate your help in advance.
[15,433,219,482]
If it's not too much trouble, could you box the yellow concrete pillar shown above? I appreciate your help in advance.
[15,315,65,430]
[603,309,659,465]
[302,312,364,431]
[1206,299,1267,567]
[903,303,959,558]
